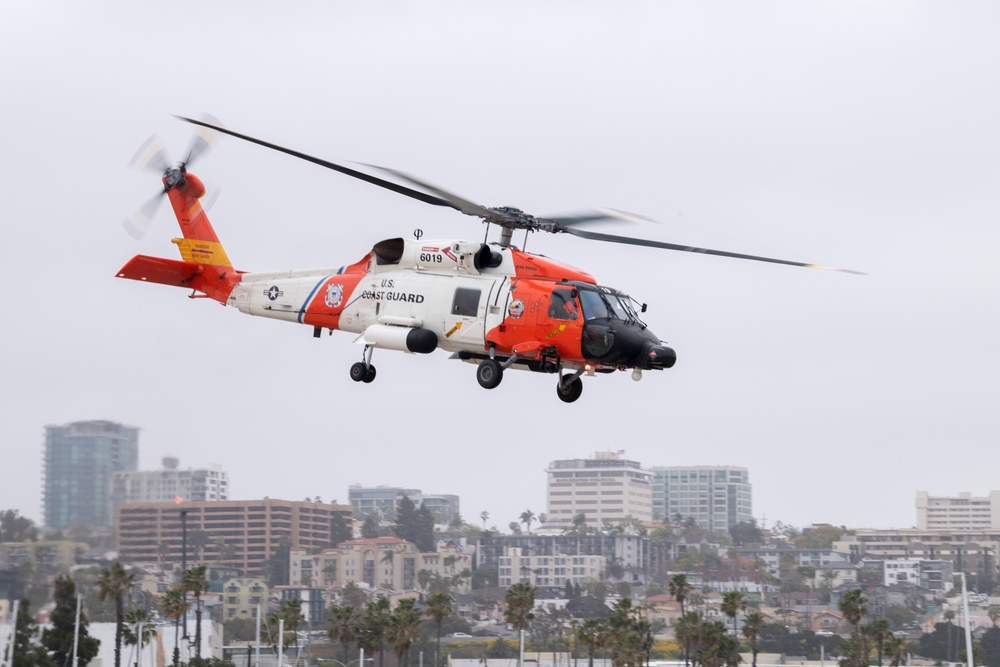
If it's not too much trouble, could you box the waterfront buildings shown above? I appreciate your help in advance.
[43,420,139,530]
[113,457,229,506]
[650,465,752,530]
[916,491,1000,530]
[544,451,653,529]
[116,499,353,574]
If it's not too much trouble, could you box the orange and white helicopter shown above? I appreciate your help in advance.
[117,117,858,403]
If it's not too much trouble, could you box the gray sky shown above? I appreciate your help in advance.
[3,2,999,534]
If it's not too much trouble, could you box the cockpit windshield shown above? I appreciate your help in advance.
[579,285,645,325]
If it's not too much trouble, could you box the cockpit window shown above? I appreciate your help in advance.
[579,289,610,320]
[548,288,579,320]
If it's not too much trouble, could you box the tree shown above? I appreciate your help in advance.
[794,524,843,550]
[425,591,452,667]
[480,511,490,529]
[42,576,99,667]
[720,591,746,637]
[838,589,868,667]
[605,598,652,667]
[864,618,891,667]
[263,535,292,586]
[742,611,764,667]
[362,513,382,538]
[669,574,694,666]
[328,603,357,663]
[10,598,52,667]
[123,608,156,663]
[883,634,909,667]
[183,565,209,659]
[505,583,536,667]
[576,618,607,667]
[387,598,422,667]
[97,562,135,667]
[330,512,352,547]
[944,609,956,662]
[393,497,435,552]
[274,597,304,656]
[520,510,536,534]
[359,597,391,667]
[0,510,38,543]
[729,520,762,546]
[159,586,190,667]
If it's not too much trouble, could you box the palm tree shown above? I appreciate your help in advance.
[669,574,693,666]
[362,596,391,667]
[480,511,490,529]
[520,510,535,534]
[505,582,536,667]
[97,561,135,667]
[388,598,422,667]
[742,611,764,667]
[424,591,452,667]
[720,591,746,637]
[674,612,703,667]
[865,617,891,667]
[838,589,868,667]
[885,635,909,667]
[328,603,356,663]
[159,586,189,667]
[576,618,606,667]
[989,605,1000,628]
[277,597,304,659]
[123,608,156,666]
[182,565,209,659]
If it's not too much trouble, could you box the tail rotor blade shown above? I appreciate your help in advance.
[123,190,165,240]
[128,135,170,174]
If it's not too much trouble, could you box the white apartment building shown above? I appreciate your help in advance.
[545,452,653,529]
[498,546,605,588]
[112,457,229,505]
[651,465,752,531]
[916,491,1000,530]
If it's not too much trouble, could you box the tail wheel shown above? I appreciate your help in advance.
[556,375,584,403]
[476,359,503,389]
[349,362,368,382]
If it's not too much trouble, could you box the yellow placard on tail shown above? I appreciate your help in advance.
[172,238,232,267]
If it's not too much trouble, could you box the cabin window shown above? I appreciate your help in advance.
[452,288,481,316]
[548,288,579,320]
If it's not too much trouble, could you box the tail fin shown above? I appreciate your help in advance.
[116,170,240,303]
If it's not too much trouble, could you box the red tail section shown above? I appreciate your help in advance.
[117,170,241,303]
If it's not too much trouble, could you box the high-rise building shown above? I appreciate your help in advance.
[43,420,139,530]
[650,465,752,530]
[916,491,1000,530]
[348,485,460,524]
[545,451,653,529]
[113,457,229,506]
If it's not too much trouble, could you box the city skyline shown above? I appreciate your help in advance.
[3,4,999,537]
[17,421,996,535]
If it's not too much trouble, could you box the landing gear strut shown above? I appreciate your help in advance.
[556,371,584,403]
[349,346,377,383]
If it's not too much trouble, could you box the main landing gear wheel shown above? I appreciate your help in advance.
[556,375,584,403]
[476,359,503,389]
[350,362,377,383]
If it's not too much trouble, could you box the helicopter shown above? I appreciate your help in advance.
[116,116,859,403]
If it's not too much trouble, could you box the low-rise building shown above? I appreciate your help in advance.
[222,577,268,621]
[289,537,472,594]
[0,541,88,571]
[498,547,604,588]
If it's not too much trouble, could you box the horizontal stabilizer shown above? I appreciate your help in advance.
[116,255,200,288]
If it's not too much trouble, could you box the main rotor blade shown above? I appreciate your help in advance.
[175,115,456,211]
[363,164,511,223]
[563,227,864,274]
[542,208,658,227]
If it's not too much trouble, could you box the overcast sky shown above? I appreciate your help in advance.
[3,2,999,535]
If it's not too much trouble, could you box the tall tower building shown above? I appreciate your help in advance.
[545,451,653,529]
[650,465,752,530]
[43,420,139,530]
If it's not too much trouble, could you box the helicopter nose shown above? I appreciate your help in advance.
[643,342,676,369]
